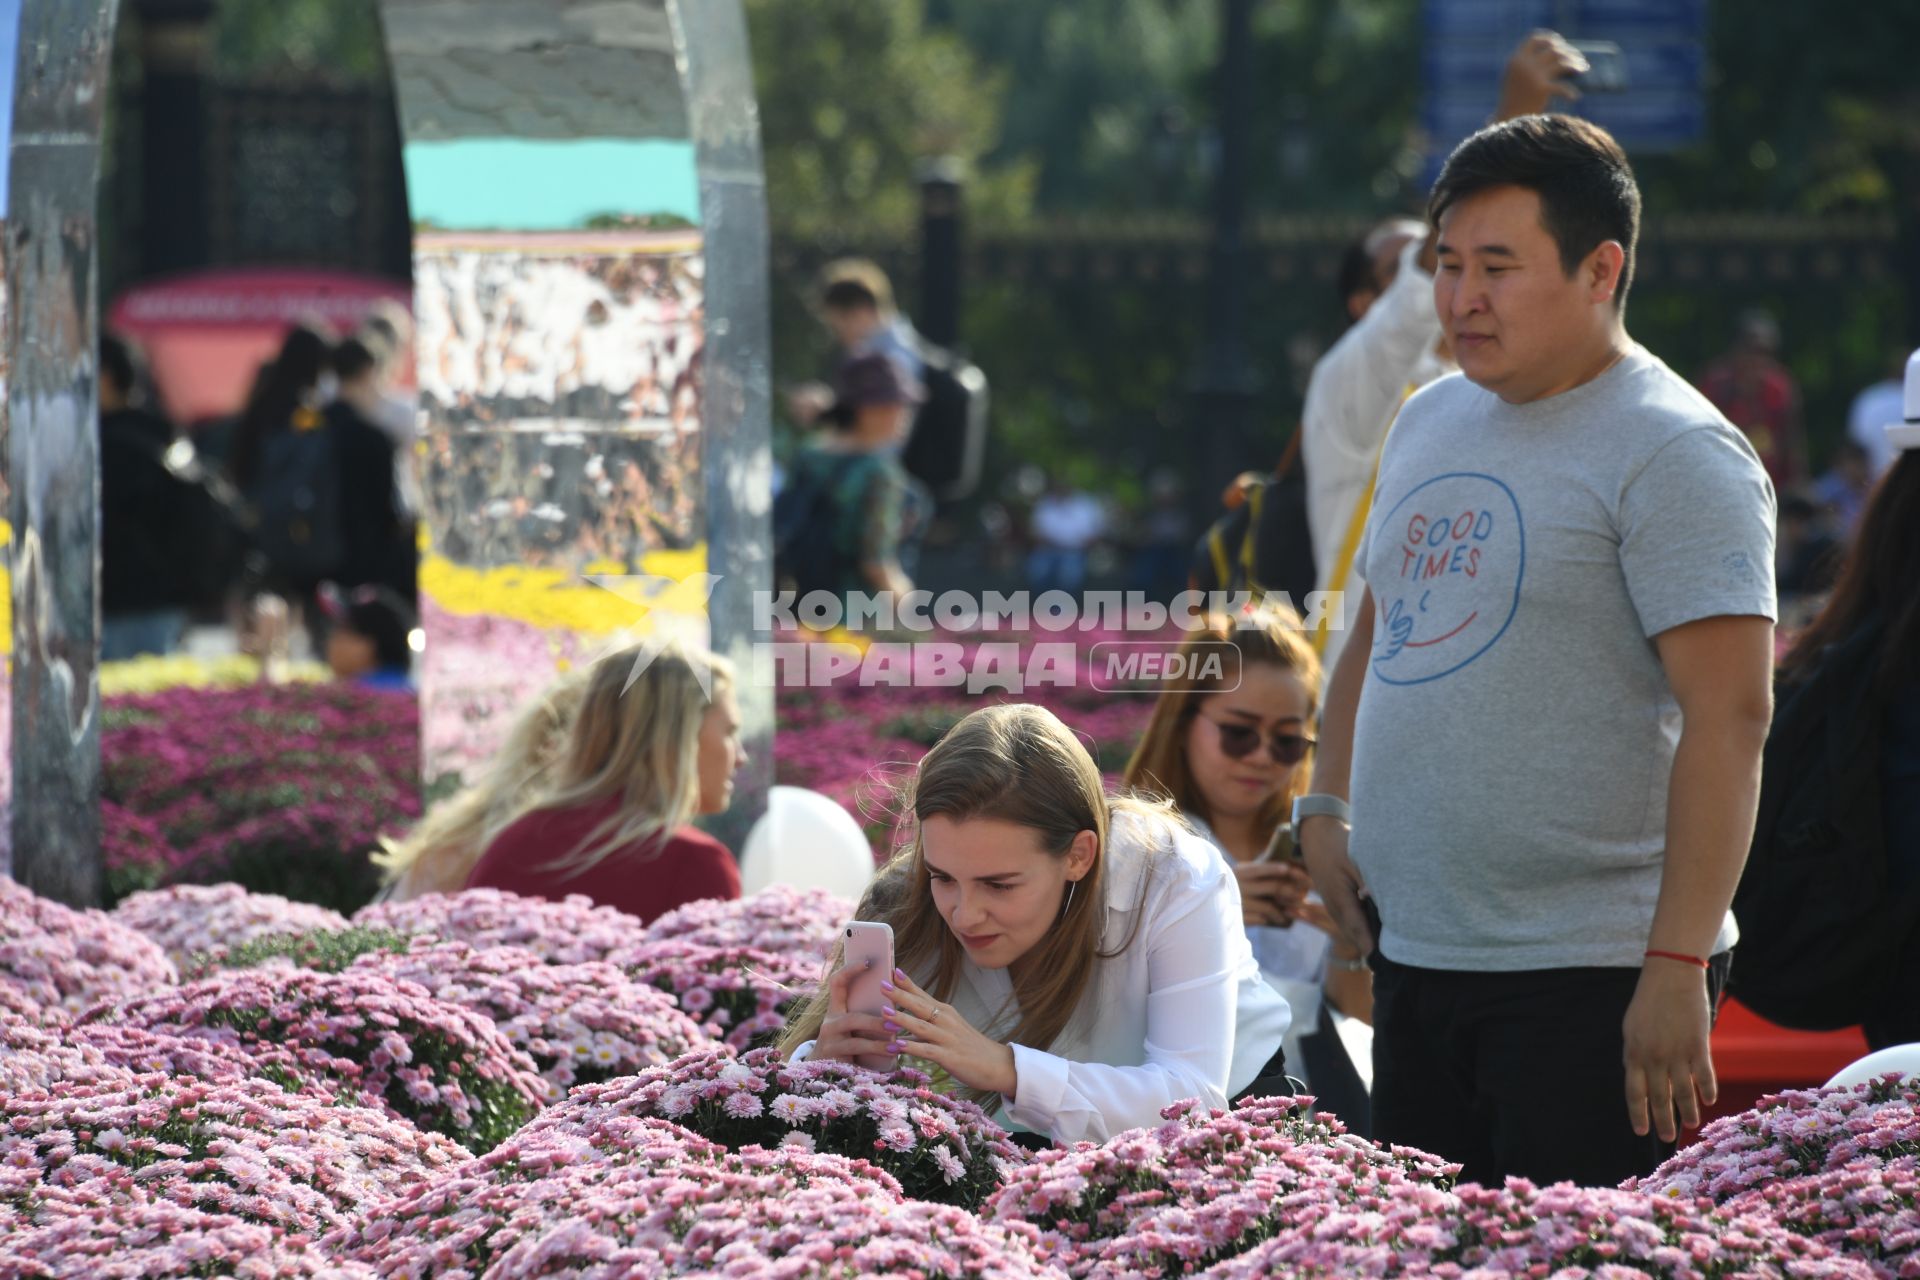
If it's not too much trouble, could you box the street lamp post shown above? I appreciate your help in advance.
[1190,0,1261,518]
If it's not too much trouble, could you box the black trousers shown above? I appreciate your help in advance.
[1370,950,1732,1188]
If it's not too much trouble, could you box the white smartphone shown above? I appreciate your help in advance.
[839,921,896,1071]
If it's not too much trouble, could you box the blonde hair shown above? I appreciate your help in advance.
[777,703,1176,1104]
[530,638,735,877]
[374,670,589,900]
[1121,604,1321,844]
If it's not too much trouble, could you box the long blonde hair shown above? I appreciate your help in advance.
[1122,604,1321,846]
[374,670,589,899]
[531,638,735,876]
[778,703,1175,1101]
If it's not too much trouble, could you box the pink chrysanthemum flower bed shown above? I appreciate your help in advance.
[111,883,350,968]
[0,877,177,1018]
[334,1119,1050,1280]
[612,939,818,1052]
[643,885,852,960]
[986,1095,1457,1278]
[1,1016,262,1094]
[551,1046,1029,1210]
[1205,1175,1877,1278]
[1633,1076,1920,1206]
[89,967,546,1151]
[354,887,651,966]
[0,1072,466,1244]
[0,1185,378,1279]
[345,940,713,1103]
[1631,1075,1920,1278]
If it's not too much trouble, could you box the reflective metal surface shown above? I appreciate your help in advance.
[381,0,770,837]
[3,0,118,903]
[671,0,772,849]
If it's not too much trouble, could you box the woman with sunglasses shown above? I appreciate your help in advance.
[779,703,1292,1146]
[1123,605,1373,1124]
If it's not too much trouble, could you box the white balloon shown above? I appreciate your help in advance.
[740,786,876,900]
[1824,1043,1920,1090]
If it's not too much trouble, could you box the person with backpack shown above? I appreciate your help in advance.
[1735,415,1920,1050]
[774,354,920,607]
[228,324,342,633]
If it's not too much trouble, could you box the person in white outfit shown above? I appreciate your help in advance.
[1301,30,1590,683]
[1121,604,1373,1128]
[781,703,1292,1146]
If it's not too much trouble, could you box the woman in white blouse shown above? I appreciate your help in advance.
[778,703,1291,1145]
[1122,606,1372,1126]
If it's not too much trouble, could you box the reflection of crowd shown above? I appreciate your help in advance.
[413,250,704,432]
[420,425,702,571]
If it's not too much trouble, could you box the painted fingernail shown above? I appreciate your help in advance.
[894,968,908,982]
[881,1005,897,1018]
[883,1021,901,1033]
[887,1040,906,1053]
[879,981,895,993]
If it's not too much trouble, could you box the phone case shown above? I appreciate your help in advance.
[839,922,896,1071]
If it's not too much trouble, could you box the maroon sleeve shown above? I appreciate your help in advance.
[663,829,742,911]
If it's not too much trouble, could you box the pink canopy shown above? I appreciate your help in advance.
[109,268,412,426]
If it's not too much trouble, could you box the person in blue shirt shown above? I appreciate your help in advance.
[322,583,417,692]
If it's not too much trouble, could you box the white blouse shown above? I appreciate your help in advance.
[798,811,1292,1144]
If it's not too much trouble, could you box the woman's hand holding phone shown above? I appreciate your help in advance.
[815,961,897,1067]
[880,969,1018,1098]
[1232,857,1312,928]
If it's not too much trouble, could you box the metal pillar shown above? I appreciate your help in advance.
[5,0,121,903]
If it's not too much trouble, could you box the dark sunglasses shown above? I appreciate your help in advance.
[1201,714,1316,765]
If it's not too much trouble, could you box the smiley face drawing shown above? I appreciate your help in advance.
[1370,472,1526,686]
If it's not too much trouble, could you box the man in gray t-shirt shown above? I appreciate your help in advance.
[1300,115,1778,1188]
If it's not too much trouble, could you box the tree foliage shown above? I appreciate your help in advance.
[744,0,1034,234]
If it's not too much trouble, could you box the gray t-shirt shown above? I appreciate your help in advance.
[1351,346,1776,971]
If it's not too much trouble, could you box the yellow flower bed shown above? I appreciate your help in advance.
[100,655,328,697]
[419,545,712,637]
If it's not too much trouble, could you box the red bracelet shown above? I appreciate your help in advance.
[1644,949,1710,970]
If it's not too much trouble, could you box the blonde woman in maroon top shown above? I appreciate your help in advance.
[466,639,746,923]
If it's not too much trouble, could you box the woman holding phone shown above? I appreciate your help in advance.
[1122,606,1373,1124]
[778,703,1291,1145]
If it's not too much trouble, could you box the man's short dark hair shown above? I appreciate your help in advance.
[1427,114,1640,309]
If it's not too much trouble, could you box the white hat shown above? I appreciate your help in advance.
[1899,348,1920,454]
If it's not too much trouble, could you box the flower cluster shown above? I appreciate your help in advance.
[94,967,546,1152]
[332,1122,1050,1279]
[1205,1176,1875,1278]
[1634,1075,1920,1206]
[643,884,852,961]
[0,877,177,1019]
[550,1046,1029,1210]
[988,1095,1457,1277]
[612,938,819,1052]
[1,1016,260,1094]
[101,681,422,911]
[0,1188,376,1279]
[353,887,651,966]
[111,883,350,967]
[346,941,712,1101]
[1633,1075,1920,1278]
[0,1072,466,1242]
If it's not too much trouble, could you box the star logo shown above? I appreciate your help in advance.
[583,572,724,697]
